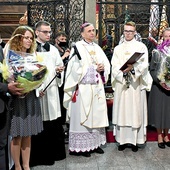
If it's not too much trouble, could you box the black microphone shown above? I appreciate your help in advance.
[56,44,81,79]
[72,44,81,60]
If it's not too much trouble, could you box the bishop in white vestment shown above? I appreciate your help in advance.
[64,23,110,157]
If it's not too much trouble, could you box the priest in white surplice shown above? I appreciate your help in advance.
[64,23,110,157]
[111,21,149,152]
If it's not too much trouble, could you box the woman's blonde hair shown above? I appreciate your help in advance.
[9,26,36,53]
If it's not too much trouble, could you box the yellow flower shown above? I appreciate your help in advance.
[36,54,43,62]
[0,60,10,80]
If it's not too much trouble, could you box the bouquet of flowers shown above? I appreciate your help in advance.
[0,50,47,94]
[155,40,170,89]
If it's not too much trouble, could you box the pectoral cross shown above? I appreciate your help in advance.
[89,51,96,56]
[125,51,130,55]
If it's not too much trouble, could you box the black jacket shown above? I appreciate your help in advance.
[0,46,8,113]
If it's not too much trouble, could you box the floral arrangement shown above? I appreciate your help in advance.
[157,40,170,54]
[0,50,47,94]
[155,40,170,89]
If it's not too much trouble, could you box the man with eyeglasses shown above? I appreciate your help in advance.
[30,21,66,166]
[111,21,149,152]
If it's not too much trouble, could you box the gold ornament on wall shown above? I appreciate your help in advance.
[19,11,28,25]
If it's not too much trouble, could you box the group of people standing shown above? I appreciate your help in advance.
[0,21,66,170]
[1,19,170,170]
[0,21,110,170]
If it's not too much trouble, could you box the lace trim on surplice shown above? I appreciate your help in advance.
[69,128,106,152]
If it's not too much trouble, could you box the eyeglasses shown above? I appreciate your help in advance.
[38,30,52,35]
[124,30,135,34]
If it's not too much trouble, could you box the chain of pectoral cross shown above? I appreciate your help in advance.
[83,44,97,64]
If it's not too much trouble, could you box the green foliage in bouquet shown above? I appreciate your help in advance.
[16,73,46,94]
[16,65,47,94]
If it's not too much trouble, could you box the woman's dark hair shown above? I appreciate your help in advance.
[55,32,67,39]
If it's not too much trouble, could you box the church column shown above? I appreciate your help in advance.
[85,0,96,26]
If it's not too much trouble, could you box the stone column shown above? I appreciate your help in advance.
[85,0,96,26]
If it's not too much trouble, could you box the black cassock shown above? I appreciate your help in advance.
[29,42,66,166]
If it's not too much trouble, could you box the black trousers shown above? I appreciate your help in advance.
[0,111,8,170]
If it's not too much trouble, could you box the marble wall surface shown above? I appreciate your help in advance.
[0,5,27,41]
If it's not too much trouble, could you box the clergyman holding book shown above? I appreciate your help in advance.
[111,21,149,152]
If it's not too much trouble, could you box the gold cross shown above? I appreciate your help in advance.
[89,51,96,55]
[125,51,130,55]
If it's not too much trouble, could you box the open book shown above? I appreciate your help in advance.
[120,52,144,71]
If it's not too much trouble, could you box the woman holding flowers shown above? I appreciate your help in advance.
[148,28,170,149]
[4,26,43,170]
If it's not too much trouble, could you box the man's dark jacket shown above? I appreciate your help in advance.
[0,46,8,113]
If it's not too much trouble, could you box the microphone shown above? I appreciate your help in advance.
[70,42,76,48]
[72,44,81,60]
[64,43,82,65]
[55,43,81,79]
[43,43,80,92]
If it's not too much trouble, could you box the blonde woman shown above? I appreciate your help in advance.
[4,26,43,170]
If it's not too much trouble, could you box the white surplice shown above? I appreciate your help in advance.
[64,40,110,152]
[111,38,148,145]
[37,44,64,121]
